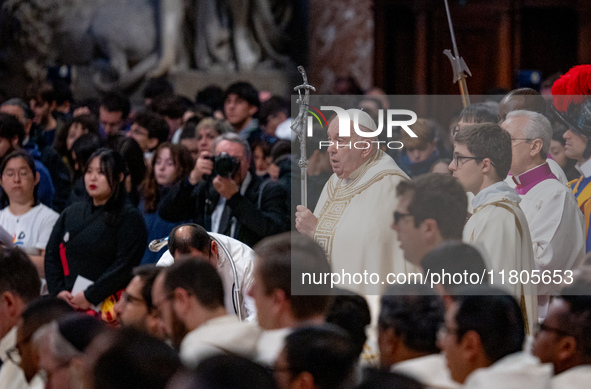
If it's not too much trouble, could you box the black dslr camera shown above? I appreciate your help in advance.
[209,152,240,178]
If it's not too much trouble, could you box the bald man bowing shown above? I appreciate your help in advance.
[296,109,415,296]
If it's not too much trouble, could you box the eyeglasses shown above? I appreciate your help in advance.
[121,291,145,306]
[452,153,483,167]
[536,322,571,337]
[2,169,32,179]
[393,211,413,225]
[511,138,534,144]
[5,332,34,365]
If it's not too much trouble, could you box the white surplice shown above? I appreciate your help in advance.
[551,365,591,389]
[463,181,538,335]
[518,176,585,319]
[391,353,459,389]
[179,315,261,368]
[463,352,552,389]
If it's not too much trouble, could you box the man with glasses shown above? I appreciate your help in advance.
[0,247,40,389]
[440,287,552,388]
[449,123,538,334]
[532,280,591,388]
[114,265,166,339]
[392,173,467,267]
[502,110,585,320]
[151,258,260,367]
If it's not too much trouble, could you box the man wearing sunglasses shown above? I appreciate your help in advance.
[449,123,537,335]
[392,173,467,268]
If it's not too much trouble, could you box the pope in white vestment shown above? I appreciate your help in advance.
[313,148,416,295]
[463,181,538,334]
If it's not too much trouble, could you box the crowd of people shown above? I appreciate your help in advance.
[0,64,591,389]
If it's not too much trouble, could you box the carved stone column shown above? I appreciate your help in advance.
[309,0,374,93]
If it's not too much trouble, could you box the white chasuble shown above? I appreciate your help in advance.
[313,150,418,296]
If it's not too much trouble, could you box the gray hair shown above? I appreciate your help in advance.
[506,110,552,158]
[213,132,251,162]
[1,98,33,121]
[33,321,82,365]
[196,118,233,136]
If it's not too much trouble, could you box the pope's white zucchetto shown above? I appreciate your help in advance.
[345,109,377,132]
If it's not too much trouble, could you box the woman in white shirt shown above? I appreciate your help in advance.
[0,150,59,278]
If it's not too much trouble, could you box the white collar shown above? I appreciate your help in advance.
[575,158,591,178]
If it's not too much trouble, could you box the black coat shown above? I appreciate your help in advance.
[45,199,147,305]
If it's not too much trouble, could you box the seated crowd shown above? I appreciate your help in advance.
[1,72,591,389]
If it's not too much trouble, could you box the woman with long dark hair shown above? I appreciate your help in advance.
[45,148,147,320]
[139,142,193,264]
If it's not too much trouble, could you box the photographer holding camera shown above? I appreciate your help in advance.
[159,133,289,246]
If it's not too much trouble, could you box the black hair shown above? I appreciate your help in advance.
[458,103,499,124]
[107,135,146,207]
[164,259,225,310]
[196,85,224,113]
[0,150,39,208]
[71,133,103,175]
[100,92,131,119]
[284,325,357,389]
[454,287,525,364]
[93,328,181,389]
[0,246,40,304]
[142,78,174,100]
[421,242,487,294]
[396,173,468,240]
[190,354,278,389]
[20,297,74,337]
[148,94,188,120]
[224,82,260,111]
[0,112,24,146]
[454,123,513,181]
[379,284,444,354]
[132,265,164,312]
[559,281,591,361]
[253,232,332,320]
[357,368,425,389]
[326,289,371,357]
[85,148,128,209]
[133,111,170,145]
[259,96,289,126]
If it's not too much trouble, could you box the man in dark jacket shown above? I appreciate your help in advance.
[159,133,289,246]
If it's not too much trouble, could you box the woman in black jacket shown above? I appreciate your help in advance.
[45,148,147,317]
